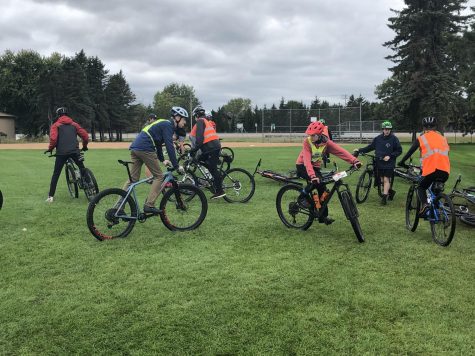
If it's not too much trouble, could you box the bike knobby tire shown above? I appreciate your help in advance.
[222,168,255,203]
[405,185,420,232]
[275,184,313,230]
[86,188,138,241]
[339,190,365,243]
[430,193,456,247]
[159,183,208,231]
[65,165,79,198]
[83,168,99,201]
[355,169,372,204]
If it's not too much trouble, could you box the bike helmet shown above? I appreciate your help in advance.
[205,111,213,120]
[318,118,326,125]
[55,107,68,118]
[422,116,437,128]
[170,106,189,119]
[148,113,157,121]
[192,106,206,118]
[381,120,392,129]
[305,121,325,135]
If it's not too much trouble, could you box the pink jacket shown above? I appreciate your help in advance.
[296,138,358,179]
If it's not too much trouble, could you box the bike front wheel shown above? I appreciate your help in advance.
[86,188,138,241]
[405,185,420,232]
[355,169,372,203]
[276,184,313,230]
[83,168,99,201]
[222,168,255,203]
[339,190,365,243]
[430,193,456,246]
[65,165,79,198]
[159,183,208,231]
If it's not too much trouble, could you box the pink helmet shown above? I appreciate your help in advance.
[305,121,324,135]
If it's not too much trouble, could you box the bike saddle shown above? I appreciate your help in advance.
[118,160,133,166]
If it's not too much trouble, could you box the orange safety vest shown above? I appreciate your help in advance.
[190,118,219,144]
[417,131,450,176]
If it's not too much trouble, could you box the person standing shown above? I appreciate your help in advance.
[354,120,402,204]
[44,107,89,203]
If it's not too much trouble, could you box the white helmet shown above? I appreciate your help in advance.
[170,106,189,119]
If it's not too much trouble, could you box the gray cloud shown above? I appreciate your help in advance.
[2,0,473,109]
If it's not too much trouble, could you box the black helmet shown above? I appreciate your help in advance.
[55,107,67,118]
[422,116,437,128]
[192,105,206,118]
[148,113,157,120]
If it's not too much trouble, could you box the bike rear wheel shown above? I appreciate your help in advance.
[339,190,365,243]
[355,169,372,203]
[86,188,137,241]
[430,193,456,246]
[83,168,99,201]
[222,168,255,203]
[405,185,420,232]
[276,184,313,230]
[460,213,475,227]
[159,183,208,231]
[65,165,79,198]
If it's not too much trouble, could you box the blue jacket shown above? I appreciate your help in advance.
[359,133,402,169]
[130,119,178,168]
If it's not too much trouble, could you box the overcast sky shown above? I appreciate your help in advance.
[1,0,474,110]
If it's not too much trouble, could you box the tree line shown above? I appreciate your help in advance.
[0,1,474,140]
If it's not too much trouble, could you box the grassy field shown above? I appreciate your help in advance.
[1,144,474,354]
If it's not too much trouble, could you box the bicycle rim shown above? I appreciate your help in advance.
[65,165,79,198]
[430,193,456,246]
[160,184,208,231]
[405,185,419,232]
[86,188,137,241]
[222,168,255,203]
[355,170,372,203]
[275,184,313,230]
[83,168,99,201]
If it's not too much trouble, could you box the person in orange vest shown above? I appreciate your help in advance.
[189,105,226,199]
[398,116,450,214]
[206,112,217,131]
[296,121,361,225]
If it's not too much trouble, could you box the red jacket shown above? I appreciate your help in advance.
[48,116,89,154]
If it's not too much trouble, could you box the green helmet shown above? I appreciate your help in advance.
[382,120,392,129]
[318,118,326,125]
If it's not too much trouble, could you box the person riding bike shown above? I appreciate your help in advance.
[44,107,89,203]
[296,121,361,225]
[353,120,402,205]
[189,105,225,199]
[398,116,450,215]
[125,107,187,214]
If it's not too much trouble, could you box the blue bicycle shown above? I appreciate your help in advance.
[86,160,208,241]
[404,164,456,246]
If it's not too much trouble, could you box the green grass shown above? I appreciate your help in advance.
[1,145,474,354]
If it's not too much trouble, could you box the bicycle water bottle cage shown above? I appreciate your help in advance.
[432,181,445,194]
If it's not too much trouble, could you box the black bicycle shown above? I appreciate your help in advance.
[404,164,456,246]
[354,152,394,203]
[394,158,421,182]
[48,151,99,201]
[179,152,255,203]
[86,160,208,240]
[218,146,235,172]
[449,175,475,227]
[275,165,365,243]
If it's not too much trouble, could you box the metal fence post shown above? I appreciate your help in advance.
[338,106,341,139]
[289,109,292,142]
[261,109,264,142]
[359,103,363,143]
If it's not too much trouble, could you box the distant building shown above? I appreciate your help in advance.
[0,112,16,140]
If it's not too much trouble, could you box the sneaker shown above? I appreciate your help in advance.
[45,196,54,203]
[381,194,388,205]
[318,217,335,225]
[388,189,396,201]
[211,191,226,199]
[143,205,162,215]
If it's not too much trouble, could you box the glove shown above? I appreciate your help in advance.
[353,160,362,169]
[352,149,359,158]
[81,146,88,151]
[398,161,408,168]
[177,165,185,174]
[44,149,52,155]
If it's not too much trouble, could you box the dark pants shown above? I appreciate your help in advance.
[199,149,223,194]
[296,164,329,219]
[417,169,449,205]
[48,153,86,197]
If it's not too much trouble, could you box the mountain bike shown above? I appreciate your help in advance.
[394,158,421,182]
[86,160,208,241]
[404,164,456,246]
[48,151,99,201]
[275,165,365,243]
[179,152,255,203]
[449,175,475,227]
[354,152,394,203]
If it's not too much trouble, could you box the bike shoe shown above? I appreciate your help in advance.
[318,217,335,225]
[211,191,226,199]
[143,205,162,215]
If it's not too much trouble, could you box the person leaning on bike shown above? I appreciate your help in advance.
[296,121,361,225]
[44,107,89,203]
[353,120,402,205]
[398,116,450,215]
[125,107,187,215]
[189,105,226,199]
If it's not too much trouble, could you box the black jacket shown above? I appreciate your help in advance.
[359,133,402,169]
